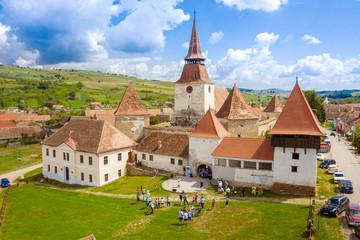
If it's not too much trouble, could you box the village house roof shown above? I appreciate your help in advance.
[161,107,174,117]
[0,113,50,122]
[185,17,205,62]
[93,113,115,126]
[0,126,40,140]
[263,94,284,113]
[269,82,324,136]
[42,119,137,154]
[216,85,258,120]
[340,110,360,124]
[250,106,263,116]
[0,113,16,121]
[84,109,115,117]
[189,110,230,139]
[147,109,162,116]
[214,86,229,112]
[52,105,64,110]
[114,81,149,116]
[0,120,16,128]
[136,132,189,158]
[212,138,274,161]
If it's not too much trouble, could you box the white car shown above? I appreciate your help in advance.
[317,153,325,161]
[324,138,331,144]
[328,164,339,174]
[333,171,346,183]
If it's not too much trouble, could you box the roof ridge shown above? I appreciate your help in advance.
[96,120,105,154]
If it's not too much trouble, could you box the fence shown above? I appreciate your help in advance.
[0,183,20,228]
[305,199,316,239]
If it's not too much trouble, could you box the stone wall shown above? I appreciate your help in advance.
[258,117,277,136]
[126,164,172,177]
[272,182,316,196]
[115,115,149,142]
[170,108,203,128]
[141,124,193,140]
[227,119,259,138]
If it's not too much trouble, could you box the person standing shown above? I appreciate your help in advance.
[258,185,263,197]
[241,186,245,197]
[233,187,237,196]
[225,197,229,208]
[142,189,146,200]
[161,197,164,208]
[183,210,188,225]
[212,199,215,211]
[200,180,204,191]
[177,177,181,188]
[251,185,257,196]
[167,196,171,207]
[200,196,205,209]
[194,192,198,203]
[179,210,183,225]
[183,193,189,205]
[136,192,140,204]
[155,182,158,190]
[226,187,230,198]
[179,193,183,206]
[150,201,154,214]
[145,197,150,207]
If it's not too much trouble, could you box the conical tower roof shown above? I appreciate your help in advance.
[268,82,324,136]
[185,17,205,61]
[114,81,149,116]
[216,85,258,120]
[189,110,230,139]
[263,94,284,113]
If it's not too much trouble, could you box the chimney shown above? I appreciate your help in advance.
[158,141,162,149]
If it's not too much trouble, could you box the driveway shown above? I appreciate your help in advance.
[0,163,42,184]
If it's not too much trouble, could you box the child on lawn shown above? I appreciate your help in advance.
[212,199,215,210]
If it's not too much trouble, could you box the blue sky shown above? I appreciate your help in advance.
[1,0,360,90]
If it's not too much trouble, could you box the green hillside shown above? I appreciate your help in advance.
[0,65,277,110]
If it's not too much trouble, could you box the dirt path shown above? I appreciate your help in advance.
[0,163,42,184]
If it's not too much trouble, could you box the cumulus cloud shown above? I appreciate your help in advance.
[209,31,224,45]
[216,0,288,12]
[302,34,321,44]
[0,0,188,65]
[182,42,189,49]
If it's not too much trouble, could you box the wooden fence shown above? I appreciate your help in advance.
[305,199,316,239]
[0,183,19,228]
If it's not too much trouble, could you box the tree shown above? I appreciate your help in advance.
[303,90,327,124]
[68,91,76,100]
[18,100,27,110]
[150,116,159,125]
[77,82,85,90]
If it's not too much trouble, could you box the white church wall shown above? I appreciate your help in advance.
[189,137,222,172]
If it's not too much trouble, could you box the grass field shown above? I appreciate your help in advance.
[0,183,342,240]
[0,144,42,175]
[316,165,338,199]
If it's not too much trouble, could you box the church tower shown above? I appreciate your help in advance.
[172,16,215,128]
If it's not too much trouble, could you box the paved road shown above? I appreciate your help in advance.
[0,163,42,184]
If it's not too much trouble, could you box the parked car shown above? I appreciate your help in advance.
[328,164,339,174]
[321,195,349,217]
[330,132,336,136]
[355,223,360,237]
[333,171,346,183]
[345,203,360,226]
[319,143,331,153]
[317,153,325,161]
[339,180,353,193]
[319,159,336,168]
[324,138,331,144]
[1,178,10,188]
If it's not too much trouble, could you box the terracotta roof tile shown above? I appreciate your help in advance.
[114,81,149,116]
[189,110,230,139]
[0,113,16,120]
[147,109,161,116]
[0,126,40,140]
[0,120,16,128]
[184,17,205,61]
[214,87,229,112]
[250,106,263,116]
[42,119,137,154]
[269,82,324,136]
[136,132,189,158]
[85,110,115,117]
[176,64,214,84]
[93,113,115,126]
[216,86,258,120]
[212,137,274,160]
[263,95,284,113]
[161,107,174,117]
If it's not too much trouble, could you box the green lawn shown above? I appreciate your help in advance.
[316,165,338,199]
[0,144,42,174]
[0,183,335,240]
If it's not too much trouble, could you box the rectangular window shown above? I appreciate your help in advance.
[66,153,69,161]
[63,152,66,160]
[53,150,56,157]
[105,173,108,182]
[170,158,175,165]
[81,172,84,181]
[46,148,49,156]
[229,160,241,168]
[104,156,108,165]
[47,164,50,172]
[292,153,300,160]
[259,162,272,171]
[149,155,153,161]
[118,169,122,177]
[89,174,93,183]
[217,159,227,167]
[118,153,122,161]
[89,156,93,165]
[80,155,84,164]
[142,154,146,160]
[178,159,183,166]
[244,161,257,169]
[54,166,57,174]
[291,166,298,173]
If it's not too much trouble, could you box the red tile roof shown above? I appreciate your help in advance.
[93,113,115,126]
[176,64,213,84]
[0,120,16,128]
[216,85,258,120]
[136,132,189,158]
[214,86,229,112]
[263,94,284,113]
[0,126,40,140]
[250,106,262,116]
[189,110,230,139]
[0,113,16,120]
[84,110,115,117]
[212,137,274,161]
[114,81,149,116]
[0,113,50,121]
[269,82,324,136]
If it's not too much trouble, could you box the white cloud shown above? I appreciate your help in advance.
[209,31,224,45]
[216,0,288,12]
[302,34,321,44]
[282,34,293,43]
[182,42,189,49]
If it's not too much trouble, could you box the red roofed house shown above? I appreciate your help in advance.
[114,81,149,141]
[42,119,137,186]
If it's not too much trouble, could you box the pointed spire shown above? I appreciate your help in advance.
[185,15,205,63]
[114,81,149,116]
[268,82,324,136]
[189,110,230,139]
[216,86,258,120]
[263,94,284,113]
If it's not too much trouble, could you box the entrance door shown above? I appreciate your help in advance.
[65,167,69,181]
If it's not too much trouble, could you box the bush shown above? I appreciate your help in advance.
[150,116,159,125]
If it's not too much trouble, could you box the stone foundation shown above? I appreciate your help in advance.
[170,108,203,128]
[126,164,172,178]
[272,182,316,196]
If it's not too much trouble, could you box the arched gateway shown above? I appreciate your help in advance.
[197,164,212,179]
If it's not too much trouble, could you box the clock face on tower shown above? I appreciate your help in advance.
[186,86,193,93]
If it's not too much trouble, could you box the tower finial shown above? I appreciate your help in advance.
[296,75,298,83]
[194,8,196,19]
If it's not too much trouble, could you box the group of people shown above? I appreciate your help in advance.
[153,168,159,178]
[198,167,212,179]
[178,195,206,225]
[216,179,264,197]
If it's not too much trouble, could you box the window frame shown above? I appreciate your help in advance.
[104,156,108,165]
[88,156,93,165]
[46,148,49,156]
[170,158,175,165]
[105,173,108,182]
[142,154,146,160]
[80,155,84,164]
[54,166,57,174]
[81,172,84,181]
[118,153,122,161]
[47,164,50,172]
[89,174,93,183]
[292,153,300,160]
[52,149,56,157]
[291,166,298,173]
[178,159,183,166]
[118,169,122,177]
[149,155,153,161]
